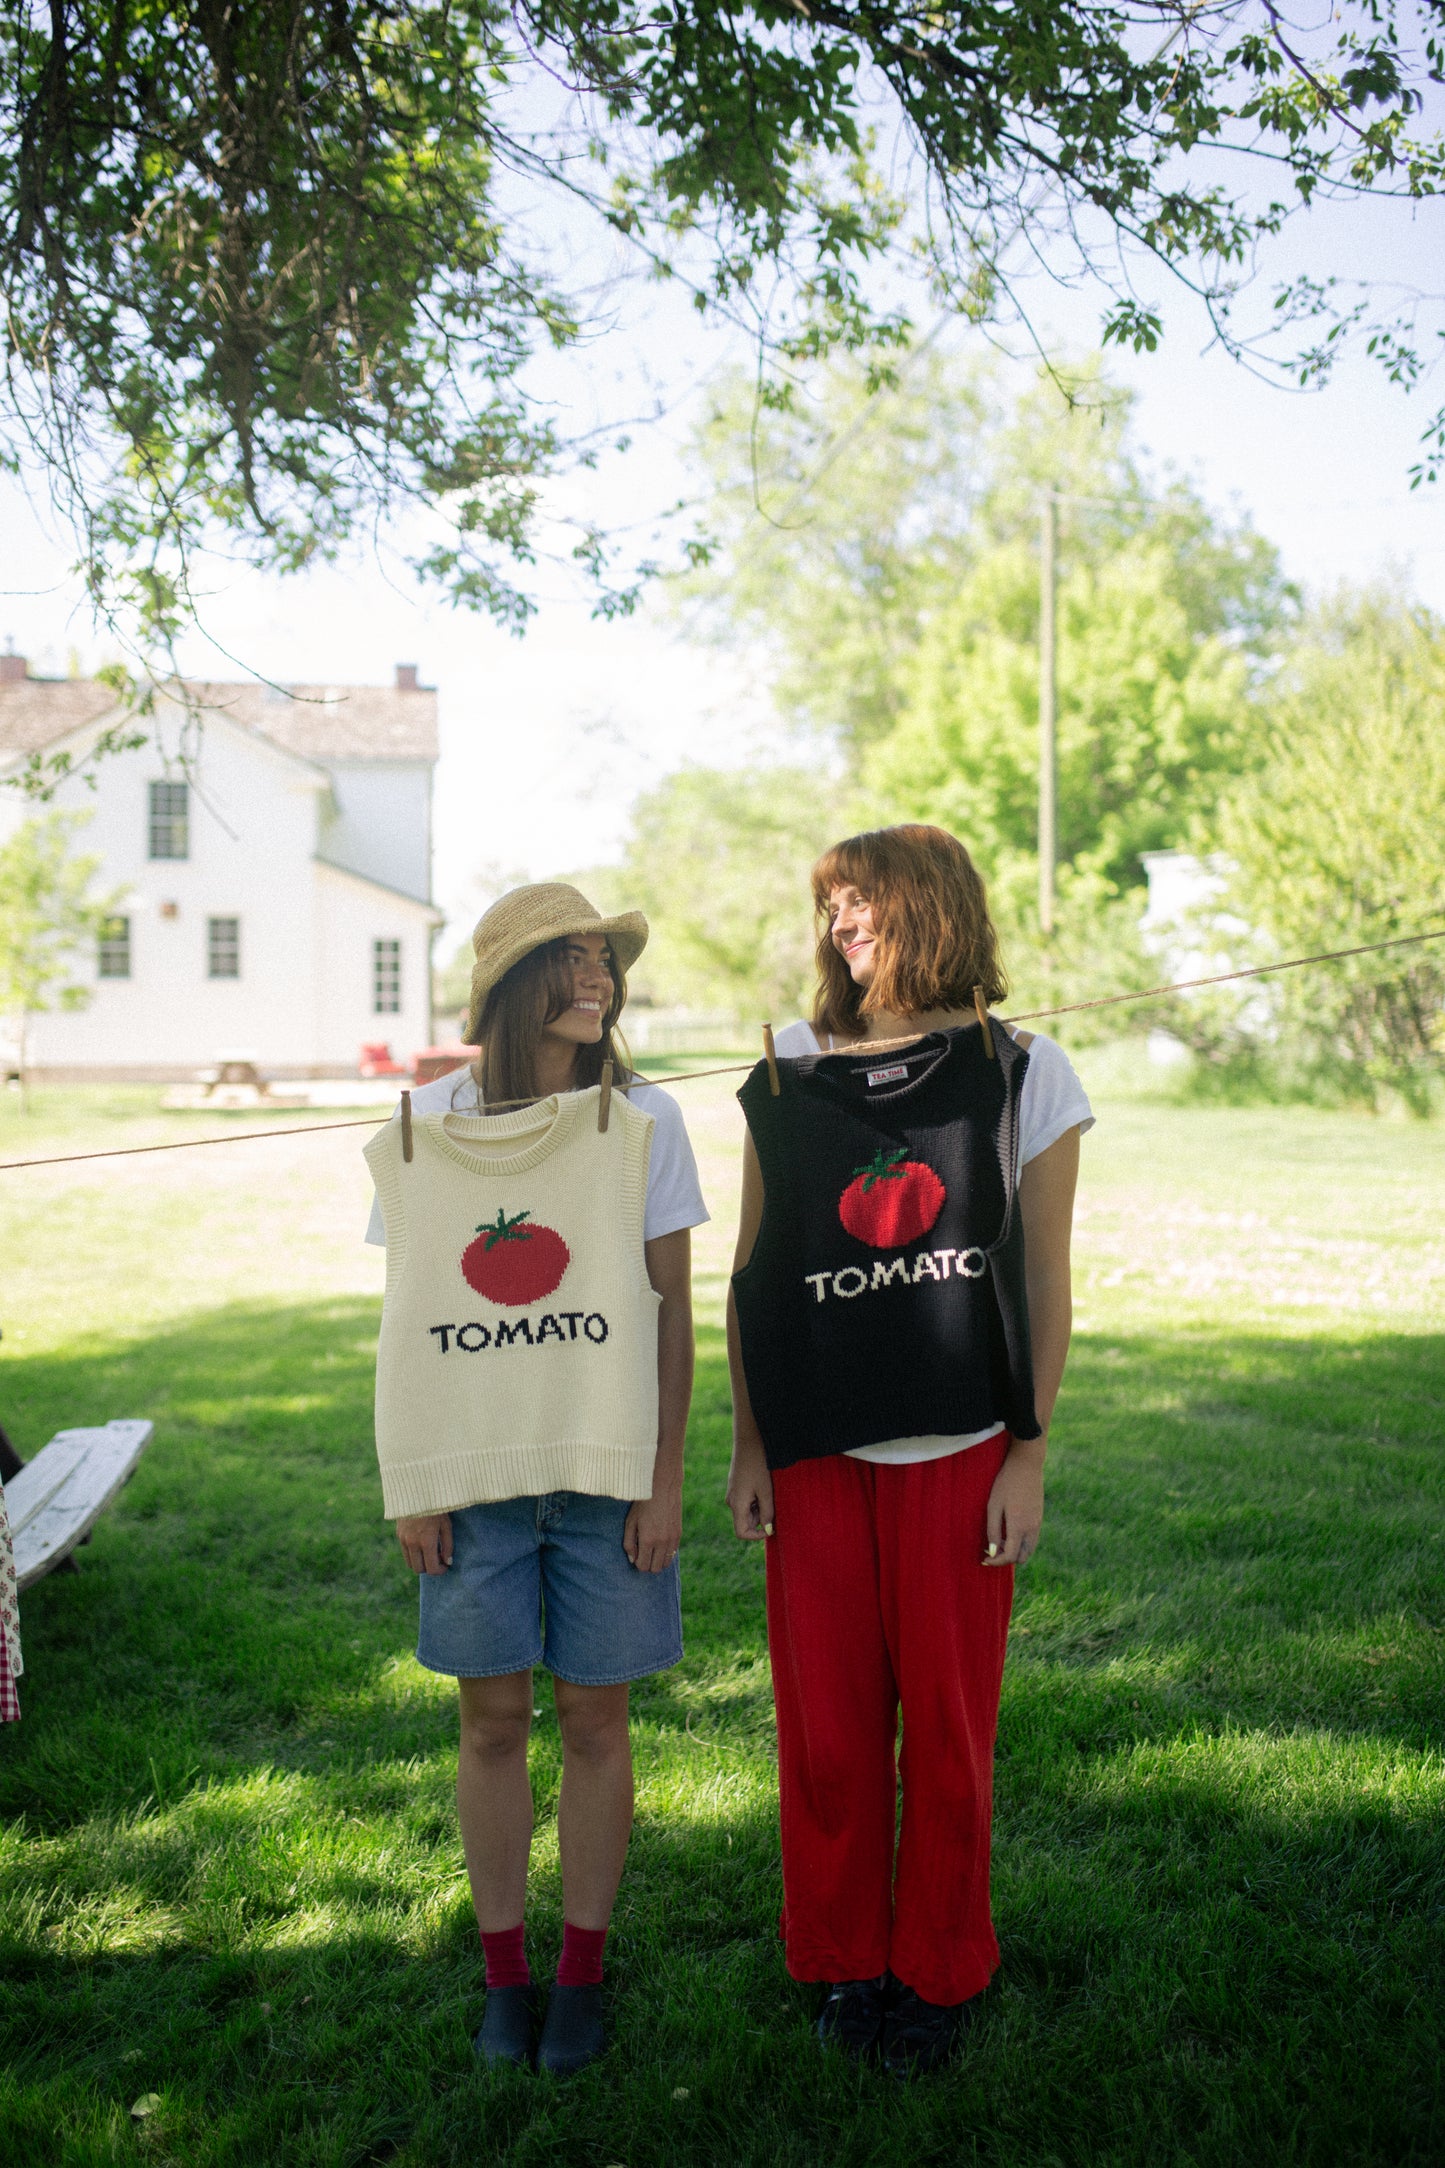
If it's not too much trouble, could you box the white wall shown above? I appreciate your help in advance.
[317,762,431,902]
[1141,850,1229,929]
[9,717,323,1070]
[1139,848,1272,1051]
[313,861,436,1069]
[3,707,439,1074]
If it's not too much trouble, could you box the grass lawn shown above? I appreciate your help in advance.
[0,1074,1443,2165]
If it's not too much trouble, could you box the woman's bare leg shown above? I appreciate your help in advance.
[456,1669,535,1931]
[552,1678,634,1930]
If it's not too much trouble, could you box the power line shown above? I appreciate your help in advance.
[3,927,1440,1173]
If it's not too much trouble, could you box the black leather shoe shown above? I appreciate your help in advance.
[536,1982,606,2076]
[881,1982,977,2077]
[816,1974,890,2060]
[473,1983,538,2069]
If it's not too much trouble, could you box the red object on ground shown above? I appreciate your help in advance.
[0,1617,17,1722]
[461,1210,571,1306]
[838,1146,946,1248]
[764,1432,1012,2008]
[412,1044,473,1085]
[480,1922,531,1989]
[358,1041,408,1078]
[556,1922,607,1987]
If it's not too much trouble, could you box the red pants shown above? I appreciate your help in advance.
[765,1433,1013,2007]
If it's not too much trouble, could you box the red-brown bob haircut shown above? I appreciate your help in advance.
[810,824,1007,1041]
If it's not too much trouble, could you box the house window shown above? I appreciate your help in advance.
[148,780,189,860]
[97,915,131,979]
[373,938,401,1014]
[207,917,240,979]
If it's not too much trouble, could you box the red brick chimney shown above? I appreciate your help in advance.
[0,652,26,685]
[395,663,419,692]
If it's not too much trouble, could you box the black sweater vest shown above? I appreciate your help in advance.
[732,1025,1040,1470]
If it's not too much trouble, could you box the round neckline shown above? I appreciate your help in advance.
[419,1092,583,1176]
[810,1029,956,1105]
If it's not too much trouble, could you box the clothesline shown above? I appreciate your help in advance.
[1,925,1441,1173]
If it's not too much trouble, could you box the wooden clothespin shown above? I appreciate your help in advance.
[973,986,995,1059]
[598,1057,613,1133]
[762,1022,781,1096]
[400,1087,414,1161]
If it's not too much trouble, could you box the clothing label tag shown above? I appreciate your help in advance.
[866,1064,910,1085]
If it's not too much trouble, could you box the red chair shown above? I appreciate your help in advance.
[359,1041,408,1078]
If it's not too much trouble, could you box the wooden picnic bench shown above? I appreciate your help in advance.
[5,1421,154,1591]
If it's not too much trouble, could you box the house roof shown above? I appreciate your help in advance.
[0,671,438,765]
[0,677,119,759]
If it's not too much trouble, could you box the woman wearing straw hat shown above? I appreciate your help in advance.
[364,883,707,2076]
[726,825,1092,2076]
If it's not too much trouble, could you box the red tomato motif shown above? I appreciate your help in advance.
[460,1208,571,1306]
[838,1146,946,1249]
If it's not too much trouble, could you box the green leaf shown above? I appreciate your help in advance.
[852,1147,907,1191]
[478,1209,534,1249]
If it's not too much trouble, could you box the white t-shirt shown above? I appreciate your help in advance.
[771,1020,1094,1464]
[364,1066,709,1248]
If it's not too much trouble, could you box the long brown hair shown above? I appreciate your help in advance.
[811,824,1008,1040]
[474,937,633,1109]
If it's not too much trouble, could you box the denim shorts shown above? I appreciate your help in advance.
[415,1492,683,1686]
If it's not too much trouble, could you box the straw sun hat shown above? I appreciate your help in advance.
[463,882,649,1043]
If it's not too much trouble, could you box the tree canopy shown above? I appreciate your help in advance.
[1,0,1441,675]
[615,762,844,1024]
[863,491,1286,899]
[616,348,1310,1026]
[1192,590,1445,1109]
[0,811,117,1102]
[687,353,1290,879]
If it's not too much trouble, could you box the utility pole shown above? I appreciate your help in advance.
[1038,486,1058,937]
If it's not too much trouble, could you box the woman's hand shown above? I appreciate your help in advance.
[983,1437,1045,1567]
[624,1481,682,1573]
[727,1432,775,1542]
[396,1513,453,1575]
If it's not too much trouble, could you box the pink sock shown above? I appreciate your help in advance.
[555,1921,607,1987]
[480,1923,530,1990]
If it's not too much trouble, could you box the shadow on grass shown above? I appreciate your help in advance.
[1,1301,1443,2163]
[2,1301,1442,1819]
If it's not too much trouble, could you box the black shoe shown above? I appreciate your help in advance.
[473,1982,538,2069]
[816,1974,890,2060]
[881,1982,977,2077]
[536,1981,606,2077]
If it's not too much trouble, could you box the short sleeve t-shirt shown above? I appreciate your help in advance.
[364,1066,709,1248]
[770,1020,1093,1463]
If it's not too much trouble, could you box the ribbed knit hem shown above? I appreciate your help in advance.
[380,1438,658,1517]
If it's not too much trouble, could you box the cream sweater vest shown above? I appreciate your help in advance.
[364,1089,659,1515]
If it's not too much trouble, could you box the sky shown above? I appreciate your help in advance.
[2,119,1442,959]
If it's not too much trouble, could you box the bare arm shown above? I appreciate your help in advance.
[1021,1123,1079,1430]
[725,1130,775,1540]
[983,1123,1081,1569]
[624,1227,695,1572]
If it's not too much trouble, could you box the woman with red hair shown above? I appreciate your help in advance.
[726,824,1092,2075]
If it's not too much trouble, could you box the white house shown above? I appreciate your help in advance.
[0,658,442,1078]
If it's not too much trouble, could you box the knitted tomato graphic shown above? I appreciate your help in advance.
[838,1146,946,1249]
[461,1209,571,1306]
